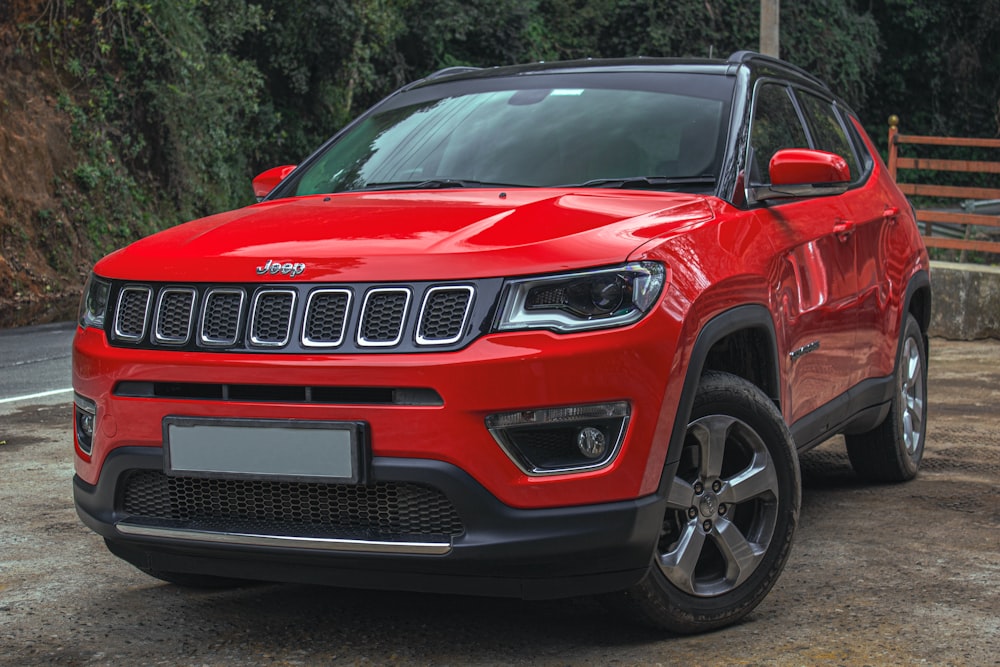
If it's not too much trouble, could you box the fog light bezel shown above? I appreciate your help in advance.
[485,401,630,476]
[74,393,97,457]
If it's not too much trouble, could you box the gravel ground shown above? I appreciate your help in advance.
[1,338,997,666]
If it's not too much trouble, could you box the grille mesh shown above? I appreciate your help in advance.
[418,288,472,343]
[115,287,152,340]
[359,290,409,345]
[201,290,243,344]
[304,290,351,346]
[251,291,295,345]
[155,289,195,343]
[120,470,464,538]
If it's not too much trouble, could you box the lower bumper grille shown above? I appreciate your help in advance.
[119,470,465,540]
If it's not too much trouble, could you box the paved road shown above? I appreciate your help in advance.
[0,337,997,665]
[0,321,75,411]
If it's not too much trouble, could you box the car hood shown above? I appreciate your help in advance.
[95,189,717,282]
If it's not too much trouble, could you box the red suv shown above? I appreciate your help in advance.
[73,52,930,633]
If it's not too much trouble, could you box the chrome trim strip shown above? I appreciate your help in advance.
[415,285,475,346]
[153,287,197,345]
[115,520,452,555]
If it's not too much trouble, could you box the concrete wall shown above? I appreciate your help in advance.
[929,261,1000,339]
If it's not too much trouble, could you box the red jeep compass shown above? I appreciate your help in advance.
[73,52,930,633]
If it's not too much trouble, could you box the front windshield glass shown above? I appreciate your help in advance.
[288,72,733,196]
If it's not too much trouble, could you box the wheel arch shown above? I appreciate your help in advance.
[904,269,932,338]
[658,304,780,493]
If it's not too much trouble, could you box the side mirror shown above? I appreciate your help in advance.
[252,165,296,202]
[753,149,850,202]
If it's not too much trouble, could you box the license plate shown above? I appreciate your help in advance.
[163,417,364,483]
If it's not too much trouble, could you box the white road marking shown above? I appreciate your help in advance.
[0,388,74,405]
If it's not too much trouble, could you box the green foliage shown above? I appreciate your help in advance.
[14,0,999,269]
[862,0,1000,139]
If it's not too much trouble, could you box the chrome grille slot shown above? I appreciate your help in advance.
[114,286,152,342]
[417,286,474,345]
[303,289,352,347]
[154,288,196,345]
[200,288,245,346]
[358,288,410,347]
[250,289,296,347]
[105,279,499,353]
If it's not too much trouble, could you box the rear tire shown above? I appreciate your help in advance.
[845,314,927,483]
[610,371,801,634]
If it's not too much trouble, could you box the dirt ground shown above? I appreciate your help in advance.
[0,338,997,666]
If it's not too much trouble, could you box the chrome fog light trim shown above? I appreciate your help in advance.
[486,401,630,476]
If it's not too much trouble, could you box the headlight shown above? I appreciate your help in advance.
[79,273,111,329]
[493,261,666,332]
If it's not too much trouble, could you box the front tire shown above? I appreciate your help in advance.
[612,371,801,633]
[845,314,927,483]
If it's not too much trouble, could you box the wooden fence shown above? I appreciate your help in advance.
[887,115,1000,259]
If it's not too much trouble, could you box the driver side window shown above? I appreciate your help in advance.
[749,83,808,184]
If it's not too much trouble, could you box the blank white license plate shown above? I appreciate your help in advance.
[163,418,362,483]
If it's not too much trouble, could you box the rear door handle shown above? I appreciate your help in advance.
[833,219,856,241]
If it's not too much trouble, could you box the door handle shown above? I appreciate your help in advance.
[833,219,855,241]
[883,206,900,224]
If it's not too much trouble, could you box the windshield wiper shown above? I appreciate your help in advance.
[358,179,529,192]
[556,176,718,190]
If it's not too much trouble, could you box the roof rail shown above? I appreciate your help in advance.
[426,66,482,80]
[727,50,829,89]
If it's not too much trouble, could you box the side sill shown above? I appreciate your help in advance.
[791,374,894,452]
[115,519,452,556]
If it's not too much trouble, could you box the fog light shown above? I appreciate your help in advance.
[80,412,95,438]
[576,427,607,459]
[486,401,629,476]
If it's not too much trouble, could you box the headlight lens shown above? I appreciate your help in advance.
[78,273,111,329]
[494,261,666,332]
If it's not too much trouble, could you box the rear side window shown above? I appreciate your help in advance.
[796,91,862,182]
[748,83,808,183]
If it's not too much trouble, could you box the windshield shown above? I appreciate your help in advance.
[286,72,734,196]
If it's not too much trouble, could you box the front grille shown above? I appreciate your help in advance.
[105,279,499,354]
[120,470,465,539]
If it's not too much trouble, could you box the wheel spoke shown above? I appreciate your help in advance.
[905,341,920,383]
[666,477,696,510]
[693,416,731,480]
[713,517,764,589]
[720,455,778,504]
[658,520,707,595]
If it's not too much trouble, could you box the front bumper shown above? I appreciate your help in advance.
[74,316,686,509]
[75,447,667,599]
